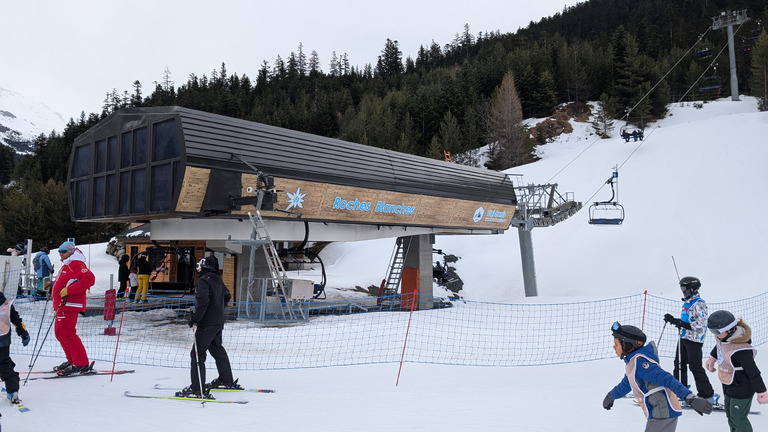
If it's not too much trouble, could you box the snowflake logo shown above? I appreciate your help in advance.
[286,187,306,210]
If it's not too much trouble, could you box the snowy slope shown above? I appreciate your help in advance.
[0,86,66,152]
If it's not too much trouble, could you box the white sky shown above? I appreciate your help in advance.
[1,0,581,121]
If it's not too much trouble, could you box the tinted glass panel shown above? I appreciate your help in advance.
[131,169,145,213]
[151,163,172,211]
[153,119,181,162]
[72,145,91,178]
[94,140,106,174]
[105,174,115,216]
[75,180,89,218]
[133,128,147,166]
[93,176,105,217]
[107,136,117,171]
[121,131,132,168]
[119,172,131,214]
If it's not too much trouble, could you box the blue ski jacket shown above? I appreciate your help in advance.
[609,344,693,419]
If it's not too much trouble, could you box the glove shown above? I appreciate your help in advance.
[706,356,716,373]
[603,394,614,410]
[757,392,768,404]
[188,318,195,328]
[21,334,30,347]
[664,313,675,324]
[44,281,52,291]
[685,394,713,415]
[60,287,68,297]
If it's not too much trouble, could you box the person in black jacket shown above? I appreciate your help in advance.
[706,310,767,431]
[176,257,241,398]
[0,292,31,404]
[116,254,130,299]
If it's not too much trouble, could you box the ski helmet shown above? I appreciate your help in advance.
[611,322,646,357]
[679,276,701,299]
[707,310,738,335]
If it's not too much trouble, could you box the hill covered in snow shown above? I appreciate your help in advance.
[0,86,66,153]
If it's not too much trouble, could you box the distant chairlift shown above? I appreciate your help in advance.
[588,169,625,225]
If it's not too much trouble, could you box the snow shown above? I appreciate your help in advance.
[4,97,768,431]
[0,86,66,149]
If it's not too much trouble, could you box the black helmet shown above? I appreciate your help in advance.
[679,276,701,299]
[707,310,738,335]
[611,322,646,357]
[196,257,216,271]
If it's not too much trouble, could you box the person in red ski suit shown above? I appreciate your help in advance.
[51,241,95,376]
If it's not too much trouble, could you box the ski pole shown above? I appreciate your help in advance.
[192,325,206,403]
[29,290,51,366]
[24,311,57,385]
[657,321,667,346]
[110,289,131,381]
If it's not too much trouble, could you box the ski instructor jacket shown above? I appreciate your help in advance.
[191,267,230,327]
[52,248,95,312]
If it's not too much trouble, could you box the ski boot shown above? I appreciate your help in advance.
[5,392,19,405]
[52,361,70,372]
[57,362,95,377]
[175,385,214,400]
[207,377,244,390]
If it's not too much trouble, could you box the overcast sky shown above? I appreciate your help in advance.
[2,0,582,121]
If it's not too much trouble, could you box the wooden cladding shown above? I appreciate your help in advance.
[172,168,515,229]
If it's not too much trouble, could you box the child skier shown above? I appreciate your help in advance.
[603,322,712,431]
[706,310,768,431]
[0,291,31,404]
[663,276,715,402]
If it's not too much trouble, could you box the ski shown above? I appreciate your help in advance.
[680,400,761,415]
[24,370,135,381]
[124,391,248,404]
[1,388,30,413]
[153,383,275,393]
[25,369,135,375]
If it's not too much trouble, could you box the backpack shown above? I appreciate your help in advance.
[33,253,42,271]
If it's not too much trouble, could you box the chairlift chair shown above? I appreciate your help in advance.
[588,170,625,225]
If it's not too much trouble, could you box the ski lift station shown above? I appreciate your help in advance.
[64,107,529,316]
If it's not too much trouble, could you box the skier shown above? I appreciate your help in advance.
[0,291,31,404]
[51,241,95,376]
[706,310,768,431]
[603,322,712,431]
[176,257,242,399]
[663,276,715,402]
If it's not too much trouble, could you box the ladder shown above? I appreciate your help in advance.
[248,211,296,320]
[380,237,409,297]
[443,150,452,163]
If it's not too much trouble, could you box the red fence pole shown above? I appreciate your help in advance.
[396,288,418,386]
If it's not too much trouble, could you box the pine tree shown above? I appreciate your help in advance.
[749,30,768,111]
[487,71,527,169]
[591,99,615,138]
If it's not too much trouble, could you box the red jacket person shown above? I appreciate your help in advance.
[51,241,95,376]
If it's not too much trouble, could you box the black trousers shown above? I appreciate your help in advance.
[189,323,233,392]
[673,338,714,398]
[0,345,20,393]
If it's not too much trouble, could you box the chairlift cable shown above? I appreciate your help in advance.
[542,23,747,217]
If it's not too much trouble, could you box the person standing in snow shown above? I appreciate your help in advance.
[135,251,151,302]
[0,291,31,404]
[603,322,712,431]
[176,257,241,398]
[51,241,95,376]
[116,254,130,299]
[663,276,716,403]
[33,245,54,298]
[706,310,768,431]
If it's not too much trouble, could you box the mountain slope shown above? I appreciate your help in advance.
[0,86,66,153]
